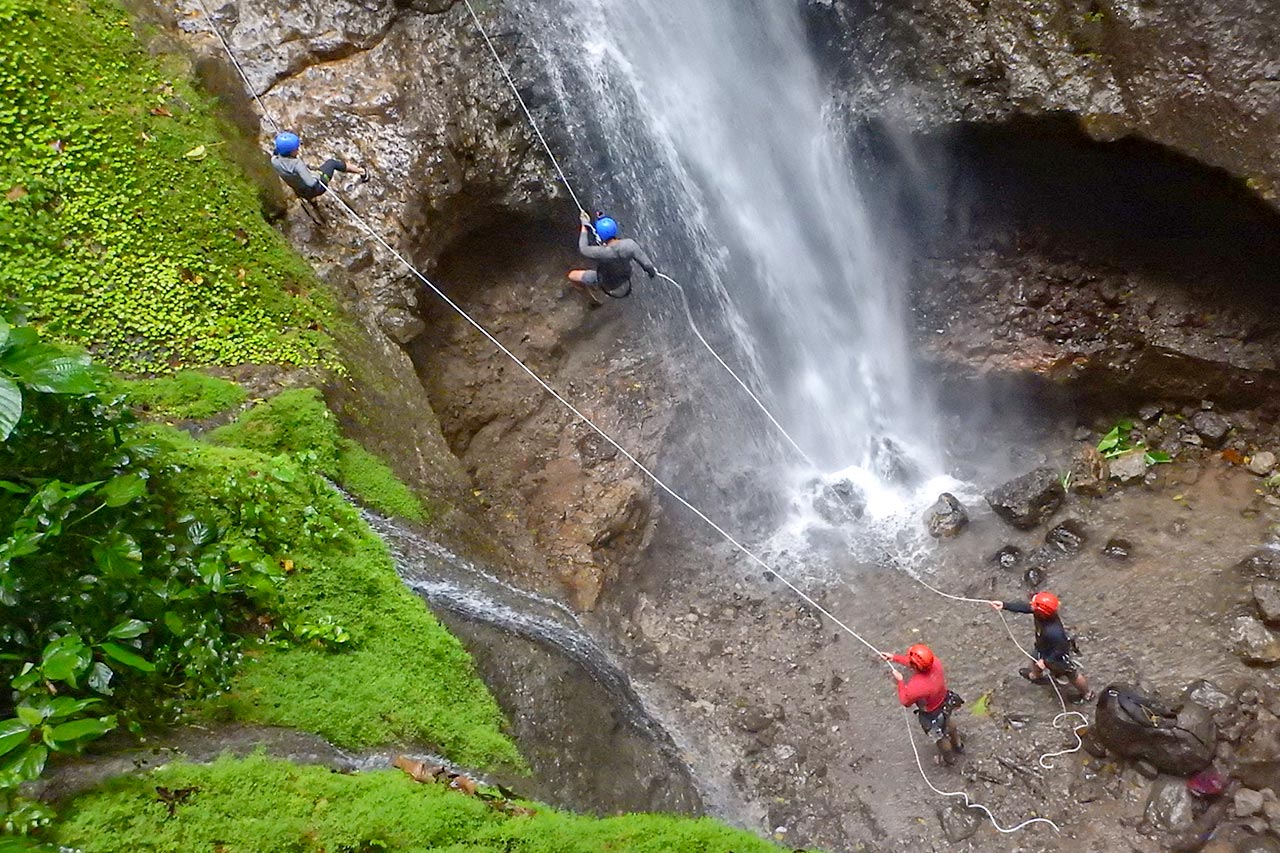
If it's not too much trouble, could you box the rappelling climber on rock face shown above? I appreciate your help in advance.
[269,131,369,200]
[988,591,1095,704]
[880,643,965,766]
[567,210,658,304]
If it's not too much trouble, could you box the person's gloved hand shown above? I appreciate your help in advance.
[579,210,591,225]
[648,268,658,279]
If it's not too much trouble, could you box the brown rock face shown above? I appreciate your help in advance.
[807,0,1280,211]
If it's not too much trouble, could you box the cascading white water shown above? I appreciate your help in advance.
[519,0,953,528]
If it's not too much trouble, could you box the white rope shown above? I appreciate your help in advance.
[657,274,815,468]
[191,1,1061,835]
[460,0,588,217]
[904,572,1087,769]
[189,0,281,134]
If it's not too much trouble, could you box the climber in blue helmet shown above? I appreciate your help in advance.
[567,210,658,304]
[269,131,369,200]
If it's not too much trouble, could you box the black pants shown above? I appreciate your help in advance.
[300,159,348,199]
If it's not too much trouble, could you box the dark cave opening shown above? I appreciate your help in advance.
[862,113,1280,302]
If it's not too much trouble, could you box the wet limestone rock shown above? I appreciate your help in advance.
[985,467,1064,530]
[1069,444,1110,496]
[806,0,1280,215]
[925,492,968,538]
[1232,616,1280,666]
[1045,518,1087,555]
[1192,411,1232,448]
[1145,775,1197,833]
[1109,450,1150,483]
[813,479,866,527]
[1236,714,1280,792]
[1254,581,1280,626]
[938,803,981,843]
[1249,452,1278,476]
[1095,684,1215,776]
[1103,537,1133,560]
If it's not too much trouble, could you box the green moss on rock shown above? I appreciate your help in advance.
[209,388,428,521]
[0,0,336,371]
[160,434,519,770]
[113,370,247,420]
[53,755,784,853]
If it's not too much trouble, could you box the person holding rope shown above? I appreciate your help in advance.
[881,644,965,766]
[568,211,658,303]
[269,131,369,200]
[989,592,1095,704]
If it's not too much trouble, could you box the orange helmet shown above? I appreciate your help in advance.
[907,643,935,671]
[1031,591,1060,619]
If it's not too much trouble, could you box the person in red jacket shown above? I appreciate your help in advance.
[881,643,965,766]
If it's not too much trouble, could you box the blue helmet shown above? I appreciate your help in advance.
[274,131,301,156]
[593,216,619,241]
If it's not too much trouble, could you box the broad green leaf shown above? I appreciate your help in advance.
[48,715,116,745]
[88,661,114,695]
[0,480,29,493]
[183,144,207,160]
[92,532,143,578]
[0,743,48,781]
[0,375,21,441]
[107,618,150,640]
[41,635,90,684]
[46,696,100,720]
[15,705,43,727]
[100,642,154,672]
[99,473,147,507]
[1,345,95,394]
[0,718,31,757]
[0,316,9,351]
[1145,450,1172,465]
[970,691,992,717]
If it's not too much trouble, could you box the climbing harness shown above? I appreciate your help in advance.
[192,0,1061,835]
[901,571,1089,770]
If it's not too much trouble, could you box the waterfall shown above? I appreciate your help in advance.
[519,0,938,511]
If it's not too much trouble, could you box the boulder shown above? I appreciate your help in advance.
[985,467,1064,530]
[813,479,866,527]
[1240,551,1280,581]
[1069,444,1110,496]
[938,803,981,843]
[1103,538,1133,560]
[1236,788,1266,817]
[992,545,1022,570]
[1192,411,1232,448]
[1146,775,1197,832]
[1186,680,1235,713]
[1110,450,1151,483]
[1254,581,1280,626]
[1236,715,1280,791]
[1249,452,1278,476]
[1231,616,1280,666]
[925,492,969,538]
[1095,684,1215,776]
[1045,519,1087,555]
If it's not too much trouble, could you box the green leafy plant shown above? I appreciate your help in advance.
[0,319,95,440]
[1097,418,1172,466]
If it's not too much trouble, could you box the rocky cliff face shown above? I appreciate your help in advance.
[807,0,1280,209]
[149,0,665,607]
[805,0,1280,420]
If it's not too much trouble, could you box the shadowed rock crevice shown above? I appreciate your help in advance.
[405,209,672,609]
[857,115,1280,410]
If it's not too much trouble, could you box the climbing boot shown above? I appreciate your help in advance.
[1019,666,1051,685]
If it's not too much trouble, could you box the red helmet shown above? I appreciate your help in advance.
[907,643,936,671]
[1031,591,1060,619]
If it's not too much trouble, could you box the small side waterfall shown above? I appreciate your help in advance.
[362,509,704,815]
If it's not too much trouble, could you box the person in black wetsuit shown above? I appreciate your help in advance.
[567,211,658,303]
[988,591,1095,703]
